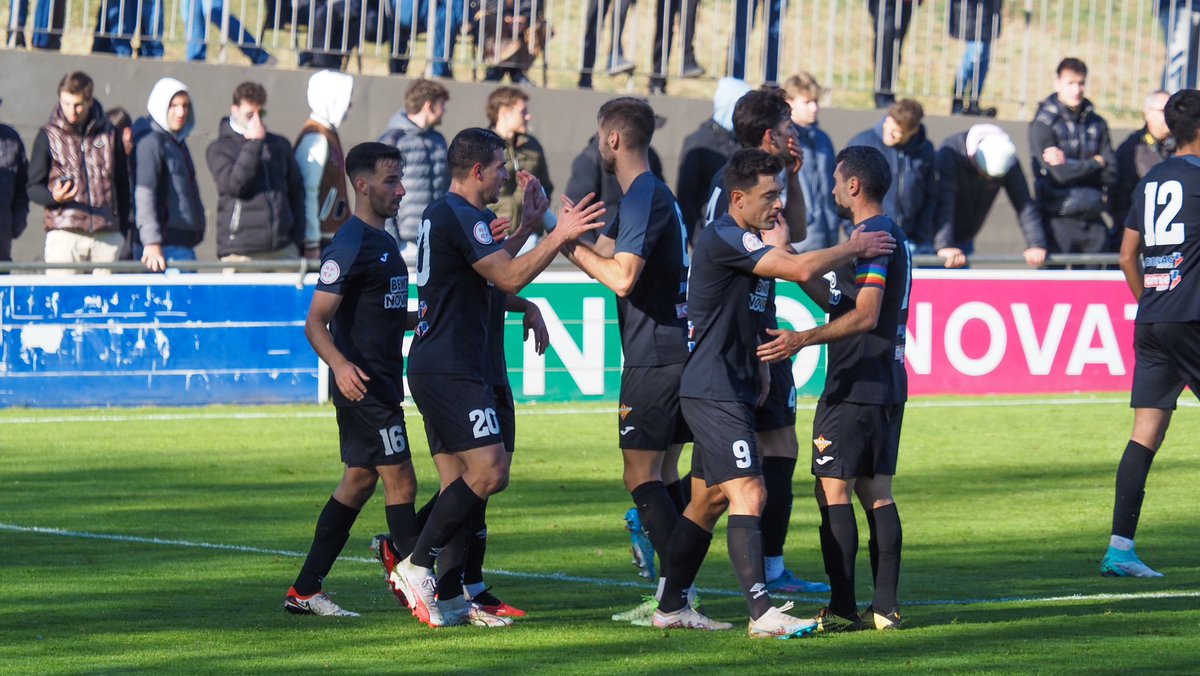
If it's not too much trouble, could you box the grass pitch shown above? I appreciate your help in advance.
[1,395,1198,674]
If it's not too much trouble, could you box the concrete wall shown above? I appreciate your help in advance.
[0,50,1135,264]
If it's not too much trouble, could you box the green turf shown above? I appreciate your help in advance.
[1,395,1197,674]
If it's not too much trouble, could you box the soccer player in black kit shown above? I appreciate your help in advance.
[758,145,912,631]
[1102,89,1200,578]
[393,128,606,627]
[284,142,418,617]
[656,148,895,636]
[562,97,693,623]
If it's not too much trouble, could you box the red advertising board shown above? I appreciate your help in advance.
[905,270,1137,395]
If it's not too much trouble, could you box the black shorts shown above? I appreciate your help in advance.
[810,399,904,478]
[1130,322,1200,409]
[408,373,505,455]
[618,364,692,451]
[755,359,797,432]
[681,398,761,487]
[335,402,412,468]
[493,383,516,454]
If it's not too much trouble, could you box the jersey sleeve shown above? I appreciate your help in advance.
[711,224,772,273]
[454,209,505,264]
[316,229,362,295]
[612,179,660,258]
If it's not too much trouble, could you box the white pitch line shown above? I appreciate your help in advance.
[2,523,1196,608]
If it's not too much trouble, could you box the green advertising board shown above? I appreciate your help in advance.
[494,272,829,402]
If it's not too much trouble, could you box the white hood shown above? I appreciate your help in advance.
[307,70,354,129]
[713,77,753,132]
[147,77,194,140]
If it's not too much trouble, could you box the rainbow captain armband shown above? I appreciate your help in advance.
[855,262,887,289]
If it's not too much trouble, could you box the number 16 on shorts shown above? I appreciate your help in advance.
[378,425,407,456]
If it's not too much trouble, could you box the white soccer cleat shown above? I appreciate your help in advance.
[651,606,734,631]
[747,602,818,639]
[394,556,440,625]
[467,601,515,627]
[284,587,360,617]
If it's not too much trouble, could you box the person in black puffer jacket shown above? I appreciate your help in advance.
[0,102,28,265]
[206,81,305,262]
[1028,58,1117,263]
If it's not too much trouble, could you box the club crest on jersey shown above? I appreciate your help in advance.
[742,231,764,252]
[813,435,833,453]
[415,321,430,337]
[319,260,341,284]
[473,221,494,245]
[619,404,633,420]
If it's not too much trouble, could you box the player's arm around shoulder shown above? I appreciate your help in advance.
[752,223,895,284]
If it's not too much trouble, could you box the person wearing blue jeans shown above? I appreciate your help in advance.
[92,0,164,57]
[6,0,65,49]
[430,0,466,78]
[179,0,271,64]
[949,0,999,116]
[731,0,782,85]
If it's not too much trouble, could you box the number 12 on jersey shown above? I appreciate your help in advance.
[1143,180,1186,247]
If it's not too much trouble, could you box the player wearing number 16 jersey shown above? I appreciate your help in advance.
[1102,89,1200,579]
[395,128,606,628]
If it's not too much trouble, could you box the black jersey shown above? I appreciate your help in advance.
[1125,155,1200,323]
[484,286,509,387]
[407,192,504,377]
[600,172,691,366]
[823,214,911,405]
[680,215,773,404]
[315,217,409,406]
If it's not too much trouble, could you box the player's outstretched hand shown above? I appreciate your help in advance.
[555,193,607,243]
[517,170,551,227]
[757,328,806,363]
[489,216,513,241]
[523,302,549,355]
[848,224,896,259]
[332,361,370,402]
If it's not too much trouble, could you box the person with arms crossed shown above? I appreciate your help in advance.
[392,128,605,627]
[652,148,894,636]
[1102,89,1200,578]
[758,145,911,632]
[284,142,418,618]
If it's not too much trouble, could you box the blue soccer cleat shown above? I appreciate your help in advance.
[624,507,656,580]
[1100,546,1164,578]
[765,569,831,594]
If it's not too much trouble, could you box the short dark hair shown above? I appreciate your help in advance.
[405,79,449,115]
[106,107,132,133]
[448,127,507,178]
[58,71,93,98]
[724,148,786,194]
[1165,89,1200,146]
[732,89,792,149]
[485,86,528,127]
[232,81,267,107]
[836,146,892,203]
[345,142,403,181]
[597,97,656,151]
[1057,57,1087,77]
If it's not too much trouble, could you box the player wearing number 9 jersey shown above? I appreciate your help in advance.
[395,128,606,627]
[285,143,421,618]
[1101,89,1200,580]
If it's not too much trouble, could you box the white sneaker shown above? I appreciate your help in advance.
[651,606,733,631]
[747,602,818,639]
[284,587,360,617]
[394,556,439,626]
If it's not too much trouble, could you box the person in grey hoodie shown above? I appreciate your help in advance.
[294,70,354,260]
[377,79,450,263]
[133,77,204,271]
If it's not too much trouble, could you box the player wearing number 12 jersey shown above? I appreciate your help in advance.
[395,128,605,628]
[1102,89,1200,579]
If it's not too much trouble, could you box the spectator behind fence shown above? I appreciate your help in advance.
[1160,0,1200,92]
[847,99,937,253]
[577,0,633,89]
[477,0,547,84]
[132,78,204,272]
[105,107,137,257]
[648,0,702,95]
[27,72,130,274]
[783,72,842,252]
[377,79,449,262]
[180,0,273,65]
[676,77,750,238]
[1029,58,1117,262]
[868,0,917,109]
[0,99,29,265]
[949,0,1000,117]
[298,0,362,70]
[487,86,553,236]
[731,0,781,84]
[429,0,468,79]
[91,0,164,58]
[206,81,305,264]
[295,70,354,259]
[1113,91,1175,231]
[934,124,1047,269]
[5,0,65,50]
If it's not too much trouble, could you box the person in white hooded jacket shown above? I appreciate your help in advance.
[133,77,205,272]
[294,70,354,260]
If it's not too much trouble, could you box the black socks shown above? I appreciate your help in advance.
[294,497,360,596]
[658,517,712,613]
[819,503,858,617]
[385,502,417,560]
[866,503,902,616]
[728,514,772,620]
[1112,440,1156,539]
[761,457,796,558]
[410,478,484,569]
[631,480,681,574]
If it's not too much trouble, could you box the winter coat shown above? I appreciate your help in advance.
[847,119,939,245]
[295,70,353,246]
[205,117,306,257]
[949,0,1001,42]
[133,77,205,248]
[1029,94,1117,219]
[1111,127,1176,228]
[676,120,740,236]
[0,123,29,248]
[563,133,664,229]
[934,130,1046,251]
[792,123,843,253]
[377,111,449,243]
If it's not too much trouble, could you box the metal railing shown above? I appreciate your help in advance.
[2,0,1191,118]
